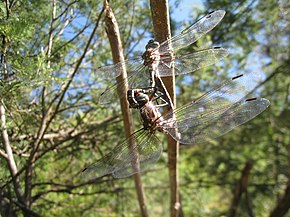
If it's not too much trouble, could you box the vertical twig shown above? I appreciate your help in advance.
[149,1,181,217]
[103,1,149,217]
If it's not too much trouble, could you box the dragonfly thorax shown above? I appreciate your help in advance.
[142,40,161,68]
[140,101,163,130]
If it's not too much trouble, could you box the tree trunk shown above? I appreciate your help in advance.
[149,1,181,217]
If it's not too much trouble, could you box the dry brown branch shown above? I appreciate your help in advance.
[103,1,149,216]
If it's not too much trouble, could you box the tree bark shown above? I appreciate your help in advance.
[149,1,181,217]
[103,1,148,217]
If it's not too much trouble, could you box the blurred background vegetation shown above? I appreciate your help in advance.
[0,0,289,216]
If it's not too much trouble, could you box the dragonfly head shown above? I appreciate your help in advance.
[135,93,150,106]
[127,90,150,109]
[145,40,160,50]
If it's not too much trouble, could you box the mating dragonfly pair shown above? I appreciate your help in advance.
[82,10,270,179]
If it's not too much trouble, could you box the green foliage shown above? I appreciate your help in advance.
[0,0,289,216]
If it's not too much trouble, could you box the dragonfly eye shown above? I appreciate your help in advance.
[146,40,160,49]
[136,93,149,103]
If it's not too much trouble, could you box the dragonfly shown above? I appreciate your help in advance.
[97,10,228,104]
[82,71,270,179]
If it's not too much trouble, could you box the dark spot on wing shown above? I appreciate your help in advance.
[232,74,243,80]
[246,98,257,102]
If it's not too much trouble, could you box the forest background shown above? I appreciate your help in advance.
[0,0,289,216]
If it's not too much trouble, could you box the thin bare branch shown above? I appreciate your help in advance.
[0,149,8,160]
[103,1,149,216]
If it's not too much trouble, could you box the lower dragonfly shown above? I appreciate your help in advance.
[82,71,270,179]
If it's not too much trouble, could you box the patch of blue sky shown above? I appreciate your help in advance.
[170,0,204,23]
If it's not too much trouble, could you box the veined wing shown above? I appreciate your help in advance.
[158,10,225,53]
[98,47,228,103]
[160,71,266,143]
[98,64,151,104]
[158,47,228,76]
[96,10,225,78]
[112,131,161,178]
[95,57,143,80]
[163,98,270,144]
[82,129,162,180]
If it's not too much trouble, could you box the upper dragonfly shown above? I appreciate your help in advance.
[97,10,228,104]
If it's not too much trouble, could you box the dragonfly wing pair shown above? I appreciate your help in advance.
[158,47,228,76]
[98,47,228,104]
[82,129,162,179]
[161,71,270,144]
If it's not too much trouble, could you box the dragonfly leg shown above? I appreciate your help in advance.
[151,90,169,108]
[154,76,174,110]
[150,69,156,87]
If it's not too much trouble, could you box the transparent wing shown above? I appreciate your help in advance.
[98,64,151,104]
[95,57,143,80]
[160,71,267,143]
[82,129,162,180]
[163,98,270,144]
[158,47,228,76]
[158,10,225,53]
[96,10,225,79]
[98,47,228,103]
[112,131,161,178]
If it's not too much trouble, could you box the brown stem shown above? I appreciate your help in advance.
[103,1,149,217]
[149,1,180,217]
